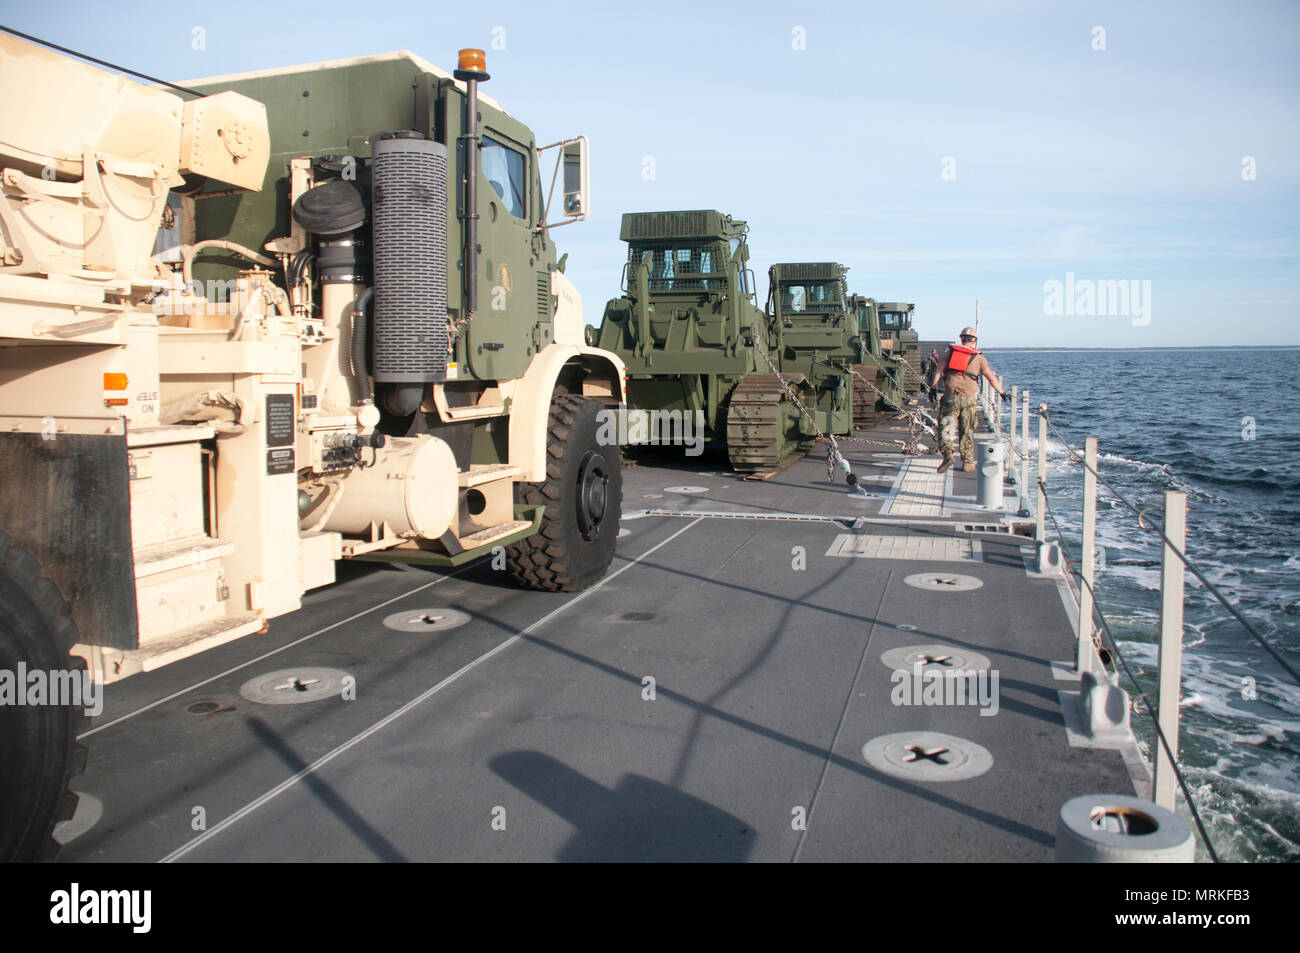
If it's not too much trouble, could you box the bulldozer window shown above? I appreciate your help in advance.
[629,244,726,292]
[782,282,839,313]
[482,134,527,220]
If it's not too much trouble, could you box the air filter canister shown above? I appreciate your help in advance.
[371,133,449,383]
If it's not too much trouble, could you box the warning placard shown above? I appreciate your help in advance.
[266,393,295,448]
[267,447,295,475]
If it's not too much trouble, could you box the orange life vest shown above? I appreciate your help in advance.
[945,344,981,379]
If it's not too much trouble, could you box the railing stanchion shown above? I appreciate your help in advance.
[1036,402,1048,543]
[1009,385,1019,476]
[995,376,1003,436]
[1153,490,1188,811]
[1021,390,1030,502]
[1078,436,1098,674]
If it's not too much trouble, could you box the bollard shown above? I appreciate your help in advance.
[1055,794,1194,862]
[976,438,1005,509]
[1080,669,1130,739]
[1036,540,1064,575]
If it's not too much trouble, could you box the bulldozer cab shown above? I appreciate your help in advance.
[874,301,921,392]
[628,242,730,295]
[766,263,852,363]
[876,302,916,344]
[180,51,593,386]
[621,210,752,300]
[768,263,849,327]
[878,307,912,331]
[848,294,884,356]
[779,279,841,318]
[605,210,757,354]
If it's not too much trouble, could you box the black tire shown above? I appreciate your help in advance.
[0,530,86,861]
[506,395,622,592]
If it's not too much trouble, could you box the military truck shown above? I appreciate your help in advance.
[0,38,626,860]
[845,294,906,425]
[765,263,856,438]
[592,210,815,471]
[875,301,922,394]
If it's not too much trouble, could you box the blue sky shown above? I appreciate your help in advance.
[11,0,1298,345]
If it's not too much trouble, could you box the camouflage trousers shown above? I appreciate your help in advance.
[938,392,978,464]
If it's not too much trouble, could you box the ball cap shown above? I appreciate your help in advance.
[960,326,978,338]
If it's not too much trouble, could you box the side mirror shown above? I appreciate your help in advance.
[562,142,584,215]
[539,136,589,229]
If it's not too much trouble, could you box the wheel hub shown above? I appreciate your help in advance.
[576,451,609,541]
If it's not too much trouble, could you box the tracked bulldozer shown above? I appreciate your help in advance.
[592,210,815,472]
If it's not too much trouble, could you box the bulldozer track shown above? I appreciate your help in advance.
[851,363,881,428]
[725,373,813,472]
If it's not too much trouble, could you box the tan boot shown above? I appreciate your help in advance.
[961,461,975,472]
[937,451,953,473]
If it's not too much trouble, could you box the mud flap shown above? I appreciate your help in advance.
[0,432,137,648]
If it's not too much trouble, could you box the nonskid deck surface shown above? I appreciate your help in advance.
[61,417,1134,862]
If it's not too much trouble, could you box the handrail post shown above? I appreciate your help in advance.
[1078,436,1098,674]
[994,377,1002,436]
[1021,390,1030,501]
[1153,490,1188,810]
[1036,402,1048,543]
[1009,385,1019,476]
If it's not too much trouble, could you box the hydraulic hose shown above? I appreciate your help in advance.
[351,287,373,404]
[181,240,278,284]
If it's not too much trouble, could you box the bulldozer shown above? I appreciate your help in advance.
[764,262,856,438]
[591,210,815,472]
[0,36,627,859]
[875,301,922,394]
[846,293,906,426]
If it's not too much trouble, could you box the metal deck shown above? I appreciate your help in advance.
[58,415,1139,863]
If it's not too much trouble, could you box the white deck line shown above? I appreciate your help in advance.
[79,563,479,740]
[157,517,703,863]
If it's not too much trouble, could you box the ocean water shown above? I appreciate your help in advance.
[986,348,1300,863]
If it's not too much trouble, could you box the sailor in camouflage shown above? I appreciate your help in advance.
[927,326,1007,473]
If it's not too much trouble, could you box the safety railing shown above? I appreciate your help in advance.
[974,378,1300,864]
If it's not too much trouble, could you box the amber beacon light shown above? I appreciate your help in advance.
[454,48,489,82]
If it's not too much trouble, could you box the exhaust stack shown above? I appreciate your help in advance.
[454,48,490,322]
